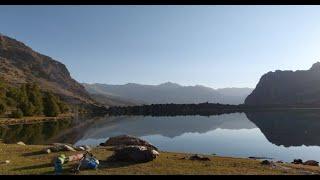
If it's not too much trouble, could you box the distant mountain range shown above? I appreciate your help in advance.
[83,82,253,106]
[245,62,320,106]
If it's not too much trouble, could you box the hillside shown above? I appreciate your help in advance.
[245,62,320,106]
[0,34,95,106]
[83,82,252,105]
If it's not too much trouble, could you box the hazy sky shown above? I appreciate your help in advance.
[1,5,320,88]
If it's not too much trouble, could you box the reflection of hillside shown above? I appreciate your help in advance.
[78,113,256,140]
[0,119,74,144]
[245,110,320,147]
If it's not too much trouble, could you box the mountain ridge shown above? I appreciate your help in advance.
[83,82,253,105]
[245,62,320,106]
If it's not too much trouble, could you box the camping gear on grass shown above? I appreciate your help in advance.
[68,153,84,162]
[71,151,99,174]
[54,154,67,175]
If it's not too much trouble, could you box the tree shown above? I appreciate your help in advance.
[20,101,35,116]
[0,101,6,115]
[26,83,43,115]
[16,84,33,116]
[43,92,60,117]
[57,101,69,114]
[10,108,23,118]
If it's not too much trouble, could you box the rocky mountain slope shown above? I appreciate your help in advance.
[0,34,95,105]
[245,62,320,106]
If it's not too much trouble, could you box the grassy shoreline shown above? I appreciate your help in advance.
[0,113,75,125]
[0,142,320,175]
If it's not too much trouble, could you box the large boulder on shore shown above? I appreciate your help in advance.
[292,159,303,164]
[100,135,158,151]
[108,145,159,163]
[303,160,319,166]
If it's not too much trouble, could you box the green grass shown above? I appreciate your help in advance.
[0,142,319,175]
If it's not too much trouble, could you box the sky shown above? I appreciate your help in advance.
[1,5,320,88]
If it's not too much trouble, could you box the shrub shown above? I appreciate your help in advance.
[10,109,23,118]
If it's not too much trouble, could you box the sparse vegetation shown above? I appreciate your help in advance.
[0,142,319,175]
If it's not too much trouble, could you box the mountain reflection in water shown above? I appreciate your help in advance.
[3,110,320,162]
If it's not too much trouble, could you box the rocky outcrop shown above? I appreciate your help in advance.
[0,34,95,105]
[108,145,159,163]
[292,159,303,164]
[245,62,320,106]
[303,160,319,166]
[100,135,158,151]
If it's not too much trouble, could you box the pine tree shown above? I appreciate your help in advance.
[0,100,6,115]
[43,92,60,117]
[17,84,34,116]
[26,83,43,115]
[57,99,69,113]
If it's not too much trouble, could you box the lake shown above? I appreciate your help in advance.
[2,110,320,162]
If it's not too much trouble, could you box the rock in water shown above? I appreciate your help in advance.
[109,145,159,163]
[100,135,158,151]
[16,141,26,146]
[189,154,210,161]
[303,160,319,166]
[292,159,303,164]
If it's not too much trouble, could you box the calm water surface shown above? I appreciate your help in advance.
[2,110,320,162]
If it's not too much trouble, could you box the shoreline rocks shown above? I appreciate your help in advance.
[292,159,303,164]
[260,160,272,165]
[100,135,158,151]
[16,141,26,146]
[291,159,319,166]
[42,143,92,154]
[189,154,210,161]
[108,145,159,163]
[103,135,160,163]
[303,160,319,166]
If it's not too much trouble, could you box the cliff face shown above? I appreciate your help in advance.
[0,34,94,105]
[245,62,320,106]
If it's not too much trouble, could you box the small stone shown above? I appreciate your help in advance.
[1,160,10,164]
[261,160,271,165]
[16,141,26,146]
[189,154,210,161]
